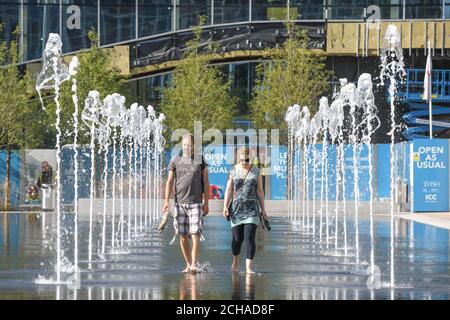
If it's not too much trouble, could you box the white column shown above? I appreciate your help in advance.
[443,0,446,20]
[211,0,214,25]
[98,0,101,45]
[20,0,24,60]
[59,0,62,37]
[172,0,177,31]
[402,0,406,20]
[135,0,139,40]
[428,42,433,139]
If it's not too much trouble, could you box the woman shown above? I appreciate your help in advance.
[223,146,267,274]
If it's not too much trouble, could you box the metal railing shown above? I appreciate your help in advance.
[1,0,449,64]
[401,69,450,101]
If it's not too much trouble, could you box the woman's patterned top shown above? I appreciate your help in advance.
[229,165,261,227]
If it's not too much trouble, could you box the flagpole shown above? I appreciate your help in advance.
[429,87,433,139]
[428,41,433,139]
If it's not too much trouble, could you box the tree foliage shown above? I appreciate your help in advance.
[250,19,331,144]
[0,27,46,209]
[161,17,237,142]
[0,28,45,150]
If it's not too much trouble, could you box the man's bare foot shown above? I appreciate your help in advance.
[182,265,191,273]
[189,265,198,274]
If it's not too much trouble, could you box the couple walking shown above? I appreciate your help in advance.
[163,134,268,274]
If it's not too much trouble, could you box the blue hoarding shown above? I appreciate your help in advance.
[270,146,287,200]
[377,144,391,199]
[0,151,21,208]
[203,145,233,199]
[295,144,371,201]
[412,139,449,212]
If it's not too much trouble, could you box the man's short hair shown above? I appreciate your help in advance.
[182,133,194,145]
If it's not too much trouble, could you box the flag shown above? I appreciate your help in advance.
[423,50,432,102]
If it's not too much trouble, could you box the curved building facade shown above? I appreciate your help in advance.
[1,0,450,139]
[0,1,448,61]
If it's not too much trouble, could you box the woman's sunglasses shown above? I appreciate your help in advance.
[239,158,250,163]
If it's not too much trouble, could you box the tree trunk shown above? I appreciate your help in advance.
[19,150,27,205]
[4,147,11,211]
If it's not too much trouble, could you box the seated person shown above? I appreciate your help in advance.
[37,161,53,189]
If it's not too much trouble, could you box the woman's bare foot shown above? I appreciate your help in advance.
[231,256,239,272]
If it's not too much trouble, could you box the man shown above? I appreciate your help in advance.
[163,133,209,273]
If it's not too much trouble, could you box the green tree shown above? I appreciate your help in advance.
[161,17,237,142]
[43,28,128,145]
[250,19,331,144]
[0,28,45,210]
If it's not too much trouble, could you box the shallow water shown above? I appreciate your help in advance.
[0,212,449,300]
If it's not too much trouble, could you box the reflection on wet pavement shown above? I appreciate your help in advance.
[0,213,449,299]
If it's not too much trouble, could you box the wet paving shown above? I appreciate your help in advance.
[0,212,449,300]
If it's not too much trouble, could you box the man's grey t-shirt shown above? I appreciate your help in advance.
[169,155,207,204]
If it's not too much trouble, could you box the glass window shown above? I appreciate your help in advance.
[252,0,326,21]
[0,1,20,46]
[290,0,324,20]
[100,0,136,45]
[131,72,172,108]
[217,62,257,116]
[61,0,98,53]
[252,0,288,21]
[328,0,366,20]
[327,0,403,20]
[374,0,403,20]
[214,0,249,24]
[24,0,60,61]
[445,0,450,19]
[405,0,443,19]
[226,62,253,115]
[176,0,211,30]
[138,0,172,37]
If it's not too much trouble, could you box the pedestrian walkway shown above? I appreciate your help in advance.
[397,212,450,230]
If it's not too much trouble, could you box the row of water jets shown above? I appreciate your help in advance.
[32,24,404,291]
[285,25,405,292]
[35,33,166,284]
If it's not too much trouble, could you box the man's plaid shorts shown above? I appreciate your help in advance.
[173,202,203,236]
